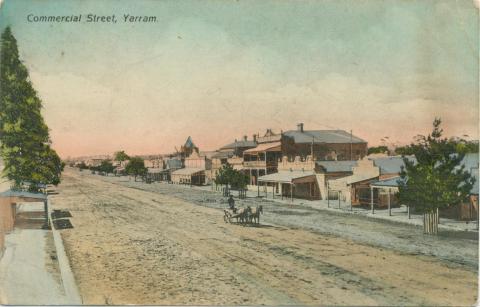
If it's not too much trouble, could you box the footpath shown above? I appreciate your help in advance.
[0,202,81,305]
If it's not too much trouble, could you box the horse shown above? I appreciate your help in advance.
[249,205,263,225]
[232,206,251,224]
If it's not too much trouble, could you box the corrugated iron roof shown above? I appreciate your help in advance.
[316,160,357,173]
[244,142,281,154]
[283,130,366,144]
[371,176,405,188]
[345,174,379,185]
[370,156,416,175]
[212,150,234,159]
[0,189,47,200]
[220,140,257,150]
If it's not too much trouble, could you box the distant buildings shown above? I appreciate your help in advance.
[171,151,212,185]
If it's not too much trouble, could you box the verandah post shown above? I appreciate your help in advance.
[388,188,391,216]
[370,187,374,214]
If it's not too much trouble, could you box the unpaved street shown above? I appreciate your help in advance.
[50,168,478,305]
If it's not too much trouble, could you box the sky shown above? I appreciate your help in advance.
[0,0,478,158]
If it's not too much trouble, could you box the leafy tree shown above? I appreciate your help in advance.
[77,162,88,170]
[98,160,115,175]
[125,156,147,181]
[395,145,416,156]
[451,138,479,154]
[0,27,63,192]
[114,150,130,165]
[367,146,389,155]
[215,163,249,190]
[398,118,475,234]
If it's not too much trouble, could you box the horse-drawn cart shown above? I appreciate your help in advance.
[223,205,263,225]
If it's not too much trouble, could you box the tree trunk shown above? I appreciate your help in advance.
[423,209,439,235]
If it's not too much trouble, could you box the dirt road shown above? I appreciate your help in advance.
[50,169,478,305]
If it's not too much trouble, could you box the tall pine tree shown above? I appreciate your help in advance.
[0,26,63,191]
[398,118,475,234]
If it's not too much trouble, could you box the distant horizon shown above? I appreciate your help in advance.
[1,0,478,158]
[63,126,480,160]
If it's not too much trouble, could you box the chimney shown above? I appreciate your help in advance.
[297,123,304,132]
[243,135,248,141]
[253,134,257,142]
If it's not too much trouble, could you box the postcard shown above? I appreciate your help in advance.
[0,0,478,305]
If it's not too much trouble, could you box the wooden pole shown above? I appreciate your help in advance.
[388,188,391,216]
[350,191,353,211]
[338,191,341,209]
[257,183,259,197]
[477,199,479,230]
[291,184,293,202]
[423,213,425,233]
[407,205,410,219]
[327,181,330,208]
[370,186,374,214]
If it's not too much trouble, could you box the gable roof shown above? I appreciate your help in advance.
[283,130,366,144]
[316,160,358,173]
[184,136,196,148]
[371,156,417,175]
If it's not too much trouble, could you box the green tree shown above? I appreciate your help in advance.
[98,160,115,175]
[114,150,130,165]
[125,156,147,181]
[214,163,249,190]
[77,162,88,170]
[398,118,475,234]
[367,146,389,155]
[451,138,479,154]
[0,27,63,192]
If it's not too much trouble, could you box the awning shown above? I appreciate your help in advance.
[258,171,316,184]
[0,189,47,200]
[370,177,405,188]
[147,168,168,174]
[346,174,379,185]
[171,168,205,176]
[243,142,281,154]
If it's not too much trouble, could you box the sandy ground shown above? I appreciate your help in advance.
[49,168,478,305]
[101,174,479,268]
